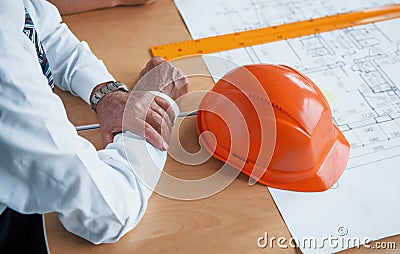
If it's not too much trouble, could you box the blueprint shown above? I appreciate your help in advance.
[174,0,400,253]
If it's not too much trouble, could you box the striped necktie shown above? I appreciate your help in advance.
[23,9,54,90]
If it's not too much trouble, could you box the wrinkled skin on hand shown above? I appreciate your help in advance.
[136,57,189,100]
[95,57,189,151]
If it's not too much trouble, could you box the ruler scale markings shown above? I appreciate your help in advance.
[150,4,400,60]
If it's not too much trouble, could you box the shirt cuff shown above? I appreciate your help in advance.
[70,58,115,104]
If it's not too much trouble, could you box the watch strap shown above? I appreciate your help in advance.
[90,81,129,112]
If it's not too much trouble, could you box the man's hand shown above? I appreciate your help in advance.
[95,57,189,150]
[135,57,189,100]
[96,90,175,150]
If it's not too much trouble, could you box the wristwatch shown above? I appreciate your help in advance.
[90,81,129,112]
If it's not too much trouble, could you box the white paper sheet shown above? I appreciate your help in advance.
[174,0,400,253]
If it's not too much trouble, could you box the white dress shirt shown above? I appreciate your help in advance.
[0,0,177,244]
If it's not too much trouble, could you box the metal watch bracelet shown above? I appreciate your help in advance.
[90,81,129,112]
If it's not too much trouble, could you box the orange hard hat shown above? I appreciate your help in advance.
[196,64,350,192]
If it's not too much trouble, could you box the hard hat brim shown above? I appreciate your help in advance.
[253,125,350,192]
[197,111,350,193]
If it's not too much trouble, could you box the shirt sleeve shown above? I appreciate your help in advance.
[23,0,114,104]
[0,0,177,244]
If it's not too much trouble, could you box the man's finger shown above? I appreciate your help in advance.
[151,101,173,129]
[138,57,166,80]
[143,121,168,150]
[101,130,115,147]
[146,57,165,72]
[123,117,167,151]
[146,109,172,143]
[173,68,190,97]
[151,56,165,66]
[154,96,175,124]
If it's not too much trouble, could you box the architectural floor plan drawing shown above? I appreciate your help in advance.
[174,0,400,253]
[281,23,400,170]
[176,0,400,169]
[213,22,400,169]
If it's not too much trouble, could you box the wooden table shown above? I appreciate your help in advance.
[46,1,399,253]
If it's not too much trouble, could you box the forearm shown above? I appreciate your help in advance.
[0,1,166,243]
[48,0,155,15]
[48,0,120,15]
[0,51,166,244]
[59,132,168,244]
